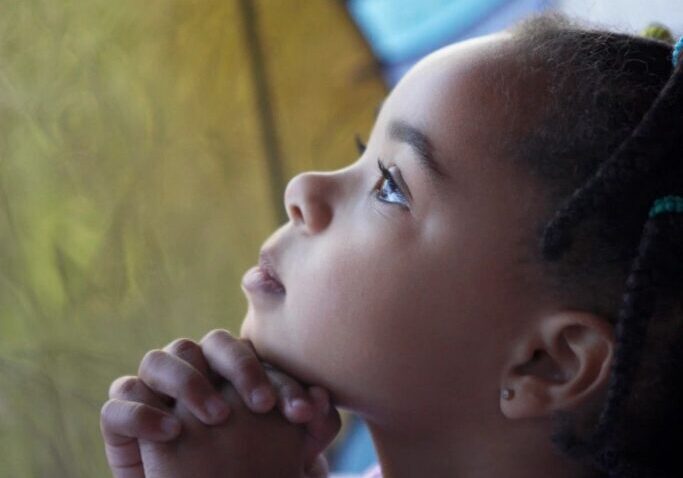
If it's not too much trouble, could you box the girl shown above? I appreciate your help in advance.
[100,14,683,478]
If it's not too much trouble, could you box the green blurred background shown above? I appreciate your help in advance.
[0,1,384,476]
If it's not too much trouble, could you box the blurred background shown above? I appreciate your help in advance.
[1,1,682,476]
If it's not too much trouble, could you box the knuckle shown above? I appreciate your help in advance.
[167,338,198,355]
[127,401,149,424]
[99,402,115,434]
[138,349,165,374]
[109,376,139,398]
[233,354,266,384]
[266,370,301,396]
[176,370,204,396]
[274,382,298,401]
[100,399,148,430]
[200,328,234,346]
[100,399,116,422]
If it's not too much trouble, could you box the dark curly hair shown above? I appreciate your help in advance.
[504,14,683,478]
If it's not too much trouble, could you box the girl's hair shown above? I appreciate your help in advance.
[505,14,683,478]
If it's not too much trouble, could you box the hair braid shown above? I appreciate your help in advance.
[545,62,683,475]
[541,62,683,261]
[592,215,672,474]
[550,212,683,477]
[536,38,683,475]
[510,14,683,477]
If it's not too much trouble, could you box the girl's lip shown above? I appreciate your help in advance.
[241,265,286,295]
[241,248,286,296]
[258,250,286,292]
[242,250,286,294]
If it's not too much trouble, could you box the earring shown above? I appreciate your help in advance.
[501,388,514,400]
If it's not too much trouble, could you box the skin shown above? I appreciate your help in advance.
[101,332,341,478]
[240,32,615,478]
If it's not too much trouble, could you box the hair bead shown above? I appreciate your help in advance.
[641,23,674,44]
[648,195,683,218]
[673,36,683,67]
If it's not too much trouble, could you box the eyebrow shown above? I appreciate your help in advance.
[388,119,449,182]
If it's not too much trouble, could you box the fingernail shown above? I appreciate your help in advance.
[161,416,180,435]
[205,396,229,421]
[250,387,274,410]
[289,398,313,420]
[289,398,312,416]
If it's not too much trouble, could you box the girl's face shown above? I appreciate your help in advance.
[240,33,551,427]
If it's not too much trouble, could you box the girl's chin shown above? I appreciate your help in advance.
[238,312,278,359]
[241,325,315,381]
[240,303,281,332]
[241,305,345,398]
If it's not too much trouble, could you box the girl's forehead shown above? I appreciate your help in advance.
[386,33,512,116]
[377,33,515,173]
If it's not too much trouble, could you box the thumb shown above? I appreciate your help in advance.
[302,386,341,470]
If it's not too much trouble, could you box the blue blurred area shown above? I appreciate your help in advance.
[349,0,510,63]
[329,416,377,474]
[348,0,554,85]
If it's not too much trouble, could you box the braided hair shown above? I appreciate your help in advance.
[504,14,683,478]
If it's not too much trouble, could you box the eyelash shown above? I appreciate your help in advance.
[354,134,409,209]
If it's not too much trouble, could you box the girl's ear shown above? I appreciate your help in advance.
[499,311,614,419]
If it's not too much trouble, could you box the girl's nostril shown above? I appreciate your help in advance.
[287,203,307,227]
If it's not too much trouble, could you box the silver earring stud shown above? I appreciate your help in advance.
[501,388,514,400]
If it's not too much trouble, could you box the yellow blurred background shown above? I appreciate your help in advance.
[0,1,384,476]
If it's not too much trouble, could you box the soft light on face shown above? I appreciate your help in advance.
[240,33,550,430]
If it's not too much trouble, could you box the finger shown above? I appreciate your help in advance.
[163,337,224,387]
[101,398,181,444]
[162,338,210,377]
[200,329,277,413]
[301,386,342,469]
[308,386,330,417]
[109,375,172,408]
[100,399,181,478]
[103,377,176,478]
[138,349,230,425]
[264,366,315,423]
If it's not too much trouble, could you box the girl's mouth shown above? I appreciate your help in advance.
[241,250,286,295]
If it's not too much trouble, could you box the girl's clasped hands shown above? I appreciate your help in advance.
[99,329,341,478]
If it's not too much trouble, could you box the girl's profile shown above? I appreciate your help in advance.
[101,13,683,478]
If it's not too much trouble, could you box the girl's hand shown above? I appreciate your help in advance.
[100,330,340,478]
[138,379,331,478]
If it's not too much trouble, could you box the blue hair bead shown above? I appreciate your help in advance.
[649,196,683,218]
[673,36,683,67]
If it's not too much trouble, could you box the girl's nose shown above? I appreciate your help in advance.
[283,171,334,234]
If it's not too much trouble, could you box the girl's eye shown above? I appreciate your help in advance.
[375,159,409,209]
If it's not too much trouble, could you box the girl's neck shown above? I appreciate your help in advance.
[364,415,600,478]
